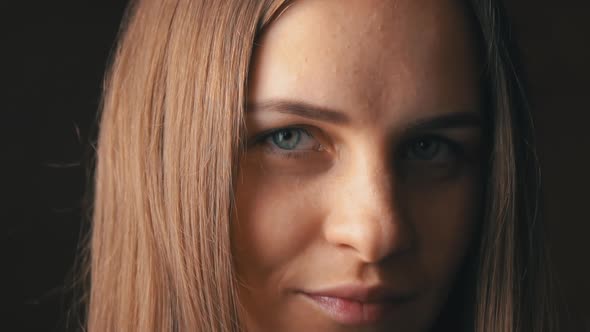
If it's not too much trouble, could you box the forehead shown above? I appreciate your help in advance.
[249,0,480,122]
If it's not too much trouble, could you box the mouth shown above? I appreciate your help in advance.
[299,285,417,325]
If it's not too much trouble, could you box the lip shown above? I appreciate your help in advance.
[300,284,416,325]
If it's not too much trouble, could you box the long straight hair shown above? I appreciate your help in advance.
[469,1,557,330]
[86,0,557,331]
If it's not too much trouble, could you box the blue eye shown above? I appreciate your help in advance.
[249,126,323,159]
[271,128,302,150]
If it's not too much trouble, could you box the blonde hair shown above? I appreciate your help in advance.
[85,0,557,331]
[88,1,289,330]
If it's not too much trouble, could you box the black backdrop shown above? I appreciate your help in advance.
[8,1,590,331]
[9,2,128,331]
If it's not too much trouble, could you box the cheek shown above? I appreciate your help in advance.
[232,164,323,287]
[406,175,481,288]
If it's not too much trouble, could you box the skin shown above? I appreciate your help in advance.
[232,0,484,331]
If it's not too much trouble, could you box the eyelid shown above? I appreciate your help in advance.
[247,127,474,163]
[249,125,325,155]
[400,134,466,159]
[414,134,463,151]
[249,125,312,146]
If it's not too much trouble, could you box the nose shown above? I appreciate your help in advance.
[322,150,414,263]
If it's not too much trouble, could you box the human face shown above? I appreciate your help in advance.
[232,0,483,331]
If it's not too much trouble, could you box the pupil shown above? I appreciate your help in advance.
[273,129,301,150]
[411,139,440,159]
[280,130,292,140]
[419,140,431,150]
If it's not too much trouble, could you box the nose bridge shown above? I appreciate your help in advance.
[323,146,412,263]
[361,154,396,217]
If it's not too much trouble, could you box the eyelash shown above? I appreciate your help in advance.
[250,126,323,160]
[401,135,465,163]
[250,126,466,162]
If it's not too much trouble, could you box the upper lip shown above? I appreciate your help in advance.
[302,284,416,303]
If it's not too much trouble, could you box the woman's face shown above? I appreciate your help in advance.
[233,0,483,331]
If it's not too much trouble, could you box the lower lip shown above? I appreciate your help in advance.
[302,293,405,325]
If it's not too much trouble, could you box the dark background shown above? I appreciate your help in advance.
[8,1,589,331]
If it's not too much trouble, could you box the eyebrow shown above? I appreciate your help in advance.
[404,111,482,133]
[247,100,350,124]
[247,99,481,131]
